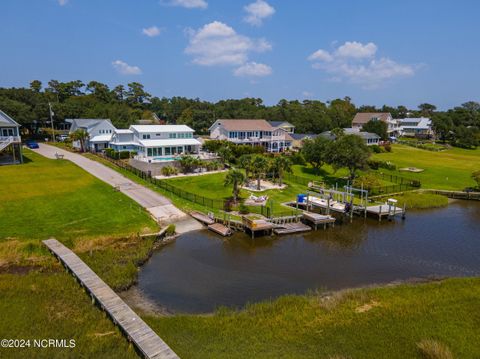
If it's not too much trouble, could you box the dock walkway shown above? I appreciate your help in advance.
[43,239,179,359]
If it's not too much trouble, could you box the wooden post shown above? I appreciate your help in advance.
[379,205,382,222]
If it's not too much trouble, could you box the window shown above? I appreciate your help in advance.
[179,133,185,139]
[142,134,150,139]
[147,148,153,157]
[169,133,177,139]
[165,147,171,155]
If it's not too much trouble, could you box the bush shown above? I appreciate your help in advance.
[165,224,176,237]
[472,170,480,189]
[383,143,392,152]
[161,166,178,177]
[290,152,306,165]
[104,148,116,158]
[371,145,383,153]
[206,160,223,171]
[352,173,381,189]
[238,202,249,215]
[119,151,130,159]
[368,159,396,171]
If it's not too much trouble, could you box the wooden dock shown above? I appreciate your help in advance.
[242,216,274,239]
[190,211,215,225]
[208,223,232,236]
[43,239,179,359]
[273,222,312,235]
[366,204,405,221]
[302,212,336,230]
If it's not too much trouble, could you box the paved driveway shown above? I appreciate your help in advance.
[34,144,189,224]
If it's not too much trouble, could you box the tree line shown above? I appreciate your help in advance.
[0,80,478,147]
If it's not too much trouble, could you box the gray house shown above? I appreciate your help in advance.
[320,128,381,146]
[66,119,116,152]
[0,110,23,165]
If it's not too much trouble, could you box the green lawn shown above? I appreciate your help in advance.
[144,278,480,359]
[373,144,480,190]
[0,272,138,359]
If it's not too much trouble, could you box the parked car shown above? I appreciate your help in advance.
[25,140,39,149]
[57,134,69,142]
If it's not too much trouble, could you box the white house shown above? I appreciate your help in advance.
[320,128,381,146]
[0,110,23,165]
[209,119,294,153]
[66,118,116,152]
[109,125,201,161]
[394,117,433,138]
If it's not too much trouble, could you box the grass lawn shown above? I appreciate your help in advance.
[373,144,480,190]
[145,278,480,359]
[0,272,138,359]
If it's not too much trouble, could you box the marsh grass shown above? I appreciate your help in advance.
[417,339,454,359]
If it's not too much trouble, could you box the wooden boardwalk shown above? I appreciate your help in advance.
[208,223,232,236]
[43,239,179,359]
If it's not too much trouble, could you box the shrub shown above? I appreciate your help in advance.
[238,203,249,215]
[161,166,178,177]
[104,148,116,158]
[165,224,176,237]
[367,159,381,170]
[290,152,306,165]
[417,339,454,359]
[206,160,222,171]
[472,170,480,189]
[352,173,381,189]
[119,151,130,159]
[383,142,392,152]
[371,145,382,153]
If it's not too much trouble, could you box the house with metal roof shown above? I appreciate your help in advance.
[66,118,116,152]
[320,128,381,146]
[209,119,294,152]
[395,117,432,137]
[0,110,23,165]
[109,124,201,162]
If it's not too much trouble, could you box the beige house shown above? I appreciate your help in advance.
[352,112,397,134]
[209,119,294,152]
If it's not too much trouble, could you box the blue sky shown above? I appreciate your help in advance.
[1,0,479,109]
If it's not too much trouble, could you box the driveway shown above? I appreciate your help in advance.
[34,144,192,225]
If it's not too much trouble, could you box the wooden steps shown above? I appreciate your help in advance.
[43,239,179,359]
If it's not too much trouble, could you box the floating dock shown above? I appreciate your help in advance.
[43,239,178,359]
[273,222,312,235]
[190,211,215,225]
[242,216,274,239]
[208,222,232,236]
[302,212,336,230]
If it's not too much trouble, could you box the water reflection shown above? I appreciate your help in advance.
[138,200,480,313]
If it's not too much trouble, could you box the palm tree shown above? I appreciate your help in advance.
[69,129,89,152]
[217,145,233,165]
[272,155,292,185]
[224,169,245,203]
[251,155,269,190]
[238,154,253,181]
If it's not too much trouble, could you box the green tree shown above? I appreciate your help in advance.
[432,114,454,143]
[126,82,151,105]
[418,103,437,117]
[361,119,388,140]
[30,80,42,93]
[472,170,480,189]
[86,81,111,102]
[217,146,233,164]
[224,169,245,203]
[69,129,89,152]
[238,154,253,180]
[302,136,331,172]
[251,155,269,190]
[328,134,371,180]
[454,126,478,148]
[271,155,292,185]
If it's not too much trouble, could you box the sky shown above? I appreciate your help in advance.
[1,0,479,109]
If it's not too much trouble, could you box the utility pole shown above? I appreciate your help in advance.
[49,102,56,143]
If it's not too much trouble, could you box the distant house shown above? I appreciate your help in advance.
[320,128,381,146]
[66,119,116,152]
[268,121,295,134]
[394,117,432,138]
[290,133,319,149]
[0,110,23,165]
[110,125,201,161]
[352,112,397,135]
[209,119,293,153]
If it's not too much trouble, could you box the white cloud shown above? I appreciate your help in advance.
[243,0,275,26]
[308,41,416,88]
[142,26,162,37]
[234,62,272,77]
[162,0,207,9]
[308,49,333,62]
[335,41,377,59]
[185,21,272,68]
[58,0,68,5]
[112,60,142,75]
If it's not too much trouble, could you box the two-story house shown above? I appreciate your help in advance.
[0,110,23,165]
[209,119,294,152]
[110,125,201,161]
[395,117,433,138]
[66,118,116,152]
[352,113,397,135]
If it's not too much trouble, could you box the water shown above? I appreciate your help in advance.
[137,200,480,313]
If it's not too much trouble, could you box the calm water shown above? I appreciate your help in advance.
[138,200,480,313]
